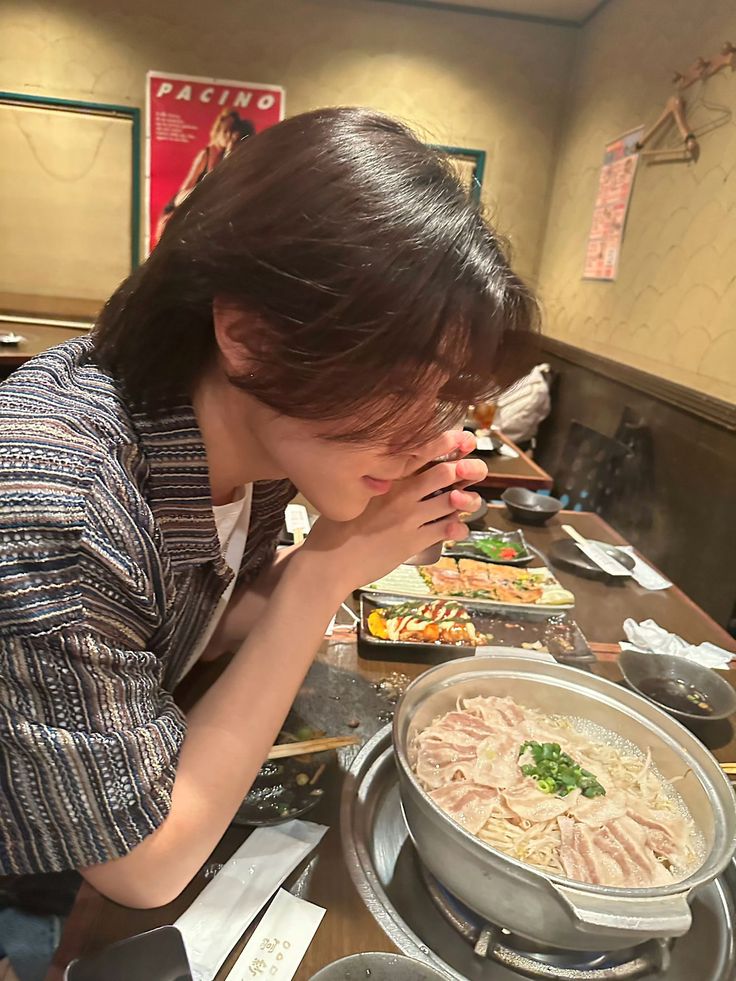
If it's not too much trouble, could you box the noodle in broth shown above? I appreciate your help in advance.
[412,695,703,887]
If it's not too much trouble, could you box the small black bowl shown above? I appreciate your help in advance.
[619,650,736,723]
[501,487,562,526]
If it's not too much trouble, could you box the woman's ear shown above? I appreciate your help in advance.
[212,298,255,376]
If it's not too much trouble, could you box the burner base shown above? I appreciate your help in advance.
[421,863,669,980]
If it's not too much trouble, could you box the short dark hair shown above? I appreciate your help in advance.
[94,107,538,446]
[228,113,255,141]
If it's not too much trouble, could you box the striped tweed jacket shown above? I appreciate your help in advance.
[0,338,293,875]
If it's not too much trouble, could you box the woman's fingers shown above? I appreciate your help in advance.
[445,517,470,540]
[418,514,469,549]
[413,429,475,473]
[456,457,488,484]
[419,489,482,525]
[449,487,482,512]
[412,456,488,500]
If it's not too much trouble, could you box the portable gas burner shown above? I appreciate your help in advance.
[341,727,736,981]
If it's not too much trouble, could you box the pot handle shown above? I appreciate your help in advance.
[552,884,692,939]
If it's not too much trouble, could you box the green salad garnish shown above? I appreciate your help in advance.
[473,536,524,560]
[518,741,606,798]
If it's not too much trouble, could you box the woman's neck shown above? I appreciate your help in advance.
[191,363,285,506]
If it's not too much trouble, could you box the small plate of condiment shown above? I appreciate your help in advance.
[443,529,532,565]
[619,650,736,723]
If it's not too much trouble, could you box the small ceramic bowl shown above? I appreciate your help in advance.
[309,952,450,981]
[501,487,562,526]
[619,649,736,723]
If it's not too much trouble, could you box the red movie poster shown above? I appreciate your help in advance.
[146,71,285,251]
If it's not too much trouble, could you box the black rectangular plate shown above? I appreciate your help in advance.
[358,592,593,665]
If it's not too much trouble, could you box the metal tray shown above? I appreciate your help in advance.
[358,592,592,663]
[443,529,532,565]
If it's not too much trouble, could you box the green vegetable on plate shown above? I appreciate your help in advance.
[473,536,524,560]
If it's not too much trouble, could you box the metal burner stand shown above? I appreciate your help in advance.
[420,864,668,980]
[341,726,736,981]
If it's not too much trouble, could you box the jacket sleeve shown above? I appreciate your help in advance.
[0,425,185,874]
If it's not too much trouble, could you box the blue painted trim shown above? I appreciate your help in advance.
[430,144,487,203]
[0,91,142,269]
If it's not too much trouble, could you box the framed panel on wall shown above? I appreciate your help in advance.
[431,145,486,202]
[0,92,141,327]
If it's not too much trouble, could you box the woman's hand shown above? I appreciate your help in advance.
[303,431,487,593]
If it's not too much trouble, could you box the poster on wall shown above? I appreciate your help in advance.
[583,126,644,281]
[146,70,285,251]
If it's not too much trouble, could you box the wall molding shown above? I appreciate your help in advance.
[541,336,736,431]
[580,0,613,26]
[369,0,580,28]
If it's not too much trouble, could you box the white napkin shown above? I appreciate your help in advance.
[227,889,325,980]
[176,820,327,981]
[616,547,672,591]
[621,618,733,668]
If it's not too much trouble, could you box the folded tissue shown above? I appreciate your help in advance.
[621,618,733,669]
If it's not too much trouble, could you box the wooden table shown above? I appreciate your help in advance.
[0,322,89,372]
[48,509,736,980]
[476,507,735,651]
[477,432,553,493]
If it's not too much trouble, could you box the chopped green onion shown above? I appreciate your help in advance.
[518,741,606,798]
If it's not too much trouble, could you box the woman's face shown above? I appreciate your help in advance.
[211,116,235,148]
[248,401,442,521]
[209,301,460,520]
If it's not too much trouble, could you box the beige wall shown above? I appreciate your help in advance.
[0,105,132,306]
[537,0,736,403]
[0,0,576,284]
[6,0,732,402]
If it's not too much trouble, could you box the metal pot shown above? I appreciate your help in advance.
[393,655,736,951]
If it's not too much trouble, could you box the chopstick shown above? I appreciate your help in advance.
[561,524,589,547]
[561,524,631,577]
[719,763,736,773]
[267,736,361,760]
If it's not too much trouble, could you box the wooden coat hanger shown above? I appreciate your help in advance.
[636,41,735,162]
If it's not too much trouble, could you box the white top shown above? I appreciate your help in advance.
[180,484,254,677]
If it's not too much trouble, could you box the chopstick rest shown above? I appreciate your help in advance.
[175,819,327,981]
[227,888,325,980]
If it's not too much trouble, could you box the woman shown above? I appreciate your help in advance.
[154,107,255,244]
[0,107,536,977]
